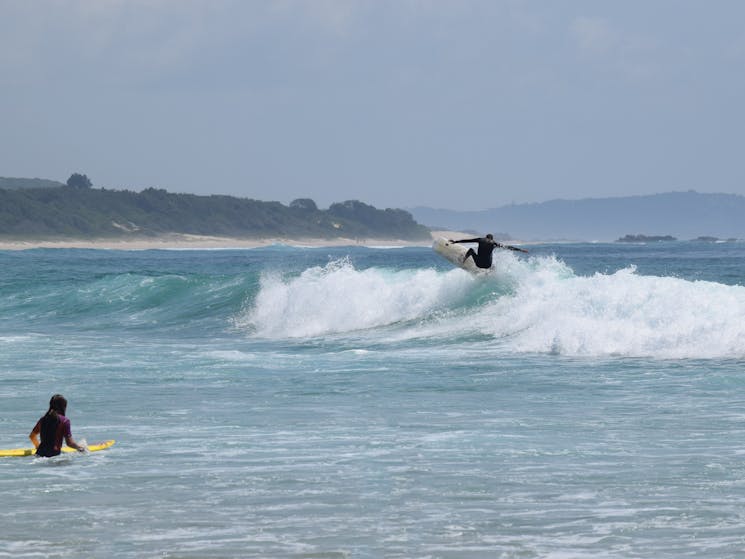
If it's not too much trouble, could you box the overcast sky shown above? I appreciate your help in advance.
[1,1,744,211]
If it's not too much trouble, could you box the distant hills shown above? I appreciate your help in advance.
[409,191,745,241]
[0,177,65,190]
[0,178,430,240]
[4,177,744,242]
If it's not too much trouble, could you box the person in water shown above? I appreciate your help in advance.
[29,394,86,457]
[449,234,508,269]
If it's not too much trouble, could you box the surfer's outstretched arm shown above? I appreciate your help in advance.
[449,238,480,244]
[500,243,529,253]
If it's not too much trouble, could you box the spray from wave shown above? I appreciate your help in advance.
[239,254,745,359]
[239,258,472,338]
[483,264,745,359]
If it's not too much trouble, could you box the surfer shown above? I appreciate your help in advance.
[29,394,86,457]
[449,234,526,269]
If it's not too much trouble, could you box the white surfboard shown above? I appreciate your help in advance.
[432,237,489,275]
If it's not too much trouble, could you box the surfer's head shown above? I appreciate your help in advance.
[486,234,493,240]
[48,394,67,417]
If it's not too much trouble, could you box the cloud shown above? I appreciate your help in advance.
[571,16,618,56]
[570,15,663,82]
[0,0,378,89]
[0,1,214,85]
[268,0,361,35]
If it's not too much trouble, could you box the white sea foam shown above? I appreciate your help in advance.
[242,258,472,338]
[478,257,745,358]
[241,253,745,359]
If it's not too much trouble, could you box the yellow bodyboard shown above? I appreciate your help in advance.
[0,439,116,457]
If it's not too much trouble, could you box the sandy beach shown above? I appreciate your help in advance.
[0,231,472,251]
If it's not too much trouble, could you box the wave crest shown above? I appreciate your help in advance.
[240,258,471,338]
[241,253,745,359]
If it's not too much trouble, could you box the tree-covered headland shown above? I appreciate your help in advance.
[0,176,431,240]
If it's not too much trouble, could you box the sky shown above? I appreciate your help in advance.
[1,1,744,211]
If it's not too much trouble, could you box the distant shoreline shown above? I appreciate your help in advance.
[0,231,474,251]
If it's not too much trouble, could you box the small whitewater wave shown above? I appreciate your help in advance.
[430,254,745,359]
[238,258,475,338]
[240,253,745,359]
[482,263,745,359]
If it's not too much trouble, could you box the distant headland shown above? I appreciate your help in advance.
[616,234,677,243]
[409,190,745,242]
[6,175,745,246]
[0,175,431,243]
[616,234,739,243]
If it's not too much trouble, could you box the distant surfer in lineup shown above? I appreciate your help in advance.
[449,234,528,269]
[29,394,86,457]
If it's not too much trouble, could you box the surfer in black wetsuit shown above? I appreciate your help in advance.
[450,234,527,269]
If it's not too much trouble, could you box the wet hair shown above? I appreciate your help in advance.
[46,394,67,419]
[486,234,494,240]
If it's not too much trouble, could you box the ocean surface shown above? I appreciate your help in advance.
[2,241,745,558]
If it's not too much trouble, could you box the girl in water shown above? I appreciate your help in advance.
[29,394,86,457]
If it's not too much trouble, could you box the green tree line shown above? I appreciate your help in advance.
[0,185,431,240]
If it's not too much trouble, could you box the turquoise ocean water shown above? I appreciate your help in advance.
[2,242,745,558]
